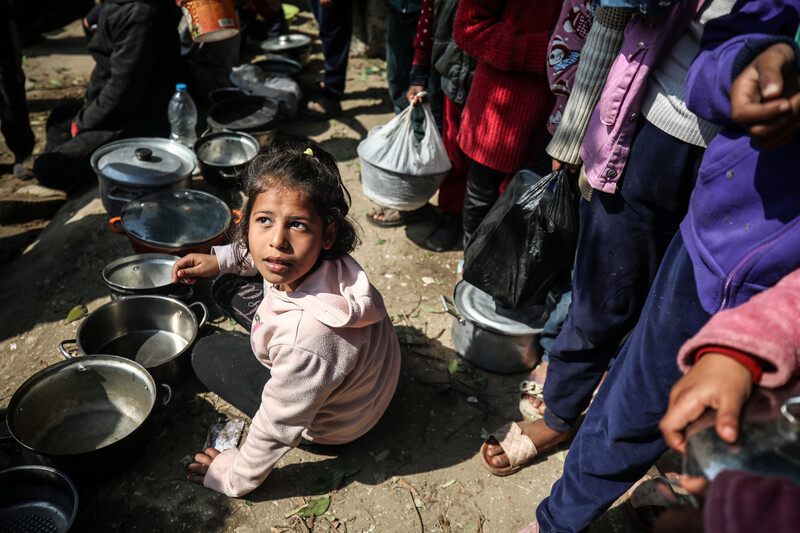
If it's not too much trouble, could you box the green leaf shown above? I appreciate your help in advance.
[420,304,444,314]
[376,239,386,245]
[423,251,434,257]
[55,67,70,74]
[296,496,330,517]
[48,79,61,86]
[447,358,461,375]
[66,304,88,323]
[245,500,253,506]
[437,479,456,489]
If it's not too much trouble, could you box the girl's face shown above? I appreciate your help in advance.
[248,187,336,291]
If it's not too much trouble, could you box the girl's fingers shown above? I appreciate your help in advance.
[187,473,205,484]
[193,452,213,467]
[187,462,208,476]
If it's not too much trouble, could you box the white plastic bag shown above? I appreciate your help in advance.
[230,64,302,118]
[357,98,452,211]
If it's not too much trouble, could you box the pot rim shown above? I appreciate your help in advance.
[0,465,80,530]
[75,295,203,369]
[118,188,232,249]
[193,130,260,168]
[102,253,180,292]
[7,354,156,457]
[451,280,547,336]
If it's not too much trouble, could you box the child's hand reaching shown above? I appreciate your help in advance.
[659,353,752,453]
[187,447,221,484]
[172,253,220,284]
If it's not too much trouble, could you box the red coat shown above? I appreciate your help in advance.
[453,0,561,173]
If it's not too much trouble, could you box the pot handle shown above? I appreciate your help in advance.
[232,209,242,225]
[59,340,80,359]
[159,383,173,406]
[220,169,239,179]
[109,216,125,234]
[190,301,209,329]
[440,295,466,325]
[106,185,139,205]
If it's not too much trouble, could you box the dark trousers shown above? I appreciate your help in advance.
[192,330,271,419]
[536,233,711,533]
[0,12,35,163]
[308,0,352,102]
[542,119,704,432]
[33,103,118,193]
[461,159,507,244]
[386,8,419,115]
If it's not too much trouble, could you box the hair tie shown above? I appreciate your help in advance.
[304,148,314,156]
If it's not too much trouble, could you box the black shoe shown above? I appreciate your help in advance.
[424,214,462,252]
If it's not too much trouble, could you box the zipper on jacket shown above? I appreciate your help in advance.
[719,217,800,310]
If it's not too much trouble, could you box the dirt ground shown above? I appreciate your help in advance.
[0,11,638,533]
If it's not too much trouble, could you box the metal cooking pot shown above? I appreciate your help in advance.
[441,280,548,374]
[259,33,312,66]
[102,253,193,301]
[59,295,208,385]
[206,95,279,148]
[91,137,198,216]
[6,355,159,481]
[0,466,78,532]
[208,86,248,104]
[194,130,259,188]
[108,189,240,256]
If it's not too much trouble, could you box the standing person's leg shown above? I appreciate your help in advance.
[426,96,468,251]
[535,234,711,533]
[192,330,271,419]
[307,0,352,114]
[461,159,507,245]
[542,119,703,432]
[386,8,418,115]
[0,12,35,176]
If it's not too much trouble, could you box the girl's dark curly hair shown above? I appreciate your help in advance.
[230,141,361,269]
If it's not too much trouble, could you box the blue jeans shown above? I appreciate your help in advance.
[536,233,711,532]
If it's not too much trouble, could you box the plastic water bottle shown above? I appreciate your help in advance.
[168,83,197,147]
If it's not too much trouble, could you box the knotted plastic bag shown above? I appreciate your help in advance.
[357,96,451,211]
[463,168,580,309]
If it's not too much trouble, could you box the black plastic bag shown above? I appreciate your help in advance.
[463,168,580,309]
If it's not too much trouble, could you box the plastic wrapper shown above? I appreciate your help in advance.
[230,64,302,118]
[357,98,451,211]
[463,168,580,309]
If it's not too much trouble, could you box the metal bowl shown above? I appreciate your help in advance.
[0,466,79,533]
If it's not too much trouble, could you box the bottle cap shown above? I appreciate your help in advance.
[175,83,187,91]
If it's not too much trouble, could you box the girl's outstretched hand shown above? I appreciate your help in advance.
[187,447,221,484]
[659,353,752,453]
[172,253,220,284]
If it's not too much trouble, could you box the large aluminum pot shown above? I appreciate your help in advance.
[108,189,241,256]
[194,130,259,188]
[91,137,197,216]
[259,33,311,66]
[206,95,279,148]
[441,280,548,374]
[60,295,208,384]
[0,466,78,532]
[6,355,158,481]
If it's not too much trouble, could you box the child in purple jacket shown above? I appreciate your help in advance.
[528,2,800,532]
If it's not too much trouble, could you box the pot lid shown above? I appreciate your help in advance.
[260,33,312,53]
[91,137,197,187]
[120,189,232,248]
[453,280,548,335]
[194,131,259,167]
[103,253,180,291]
[207,96,279,132]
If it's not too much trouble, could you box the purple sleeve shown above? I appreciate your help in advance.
[705,470,800,533]
[684,0,800,126]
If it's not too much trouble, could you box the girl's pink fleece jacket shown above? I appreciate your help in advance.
[204,245,402,496]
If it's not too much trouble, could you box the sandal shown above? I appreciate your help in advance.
[519,366,547,421]
[479,421,571,476]
[304,95,342,119]
[624,472,698,532]
[365,203,437,228]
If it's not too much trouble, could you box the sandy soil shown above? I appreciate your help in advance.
[0,12,637,533]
